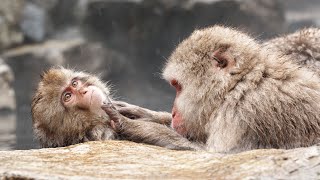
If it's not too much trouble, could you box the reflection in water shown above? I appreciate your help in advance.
[0,114,16,150]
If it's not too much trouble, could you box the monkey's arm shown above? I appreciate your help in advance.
[83,122,116,142]
[113,101,172,126]
[102,105,202,151]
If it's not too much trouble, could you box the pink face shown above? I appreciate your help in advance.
[61,78,107,116]
[170,79,187,136]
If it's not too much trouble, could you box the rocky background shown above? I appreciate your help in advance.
[0,0,319,150]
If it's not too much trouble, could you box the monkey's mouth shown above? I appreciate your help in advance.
[102,100,110,106]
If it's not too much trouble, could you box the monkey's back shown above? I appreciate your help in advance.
[263,28,320,74]
[229,64,320,150]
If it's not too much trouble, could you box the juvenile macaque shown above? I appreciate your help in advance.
[31,67,174,148]
[32,67,116,148]
[104,26,320,153]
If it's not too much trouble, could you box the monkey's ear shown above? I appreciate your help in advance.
[211,46,235,69]
[212,50,228,69]
[212,55,228,68]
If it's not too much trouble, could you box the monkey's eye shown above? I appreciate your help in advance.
[71,80,78,87]
[63,92,72,102]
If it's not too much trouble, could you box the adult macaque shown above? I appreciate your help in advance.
[32,67,116,148]
[104,26,320,153]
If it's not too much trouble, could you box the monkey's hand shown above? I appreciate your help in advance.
[113,101,172,126]
[102,104,202,151]
[102,104,127,132]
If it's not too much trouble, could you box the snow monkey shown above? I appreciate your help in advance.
[104,25,320,153]
[31,67,116,148]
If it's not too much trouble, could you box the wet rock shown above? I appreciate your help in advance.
[0,59,15,112]
[0,141,320,179]
[20,2,47,42]
[49,0,82,28]
[0,60,16,150]
[21,0,85,42]
[283,0,320,32]
[0,0,24,50]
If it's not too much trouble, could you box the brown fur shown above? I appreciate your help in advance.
[31,67,115,148]
[106,26,320,153]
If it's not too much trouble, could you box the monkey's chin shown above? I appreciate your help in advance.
[102,94,116,108]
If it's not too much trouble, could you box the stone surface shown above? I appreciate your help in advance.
[0,60,16,150]
[0,114,16,151]
[0,59,15,111]
[0,141,320,179]
[20,2,47,42]
[283,0,320,32]
[0,0,24,49]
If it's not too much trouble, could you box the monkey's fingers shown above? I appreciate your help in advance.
[112,101,131,108]
[101,104,122,123]
[102,104,125,131]
[118,107,149,119]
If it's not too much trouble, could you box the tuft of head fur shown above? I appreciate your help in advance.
[163,25,320,152]
[31,67,114,148]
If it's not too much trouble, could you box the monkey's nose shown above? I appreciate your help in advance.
[79,88,88,95]
[172,111,176,118]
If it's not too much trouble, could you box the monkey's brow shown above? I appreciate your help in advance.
[82,80,90,86]
[201,52,209,60]
[80,77,91,85]
[194,49,209,60]
[69,77,80,85]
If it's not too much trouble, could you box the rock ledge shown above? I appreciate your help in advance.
[0,141,319,179]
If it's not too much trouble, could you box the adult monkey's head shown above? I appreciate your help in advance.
[163,25,263,142]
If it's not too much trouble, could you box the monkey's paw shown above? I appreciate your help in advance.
[101,104,126,132]
[112,101,155,120]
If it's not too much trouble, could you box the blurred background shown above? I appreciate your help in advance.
[0,0,319,150]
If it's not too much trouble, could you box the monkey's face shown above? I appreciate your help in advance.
[61,78,107,116]
[163,25,261,140]
[32,67,112,147]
